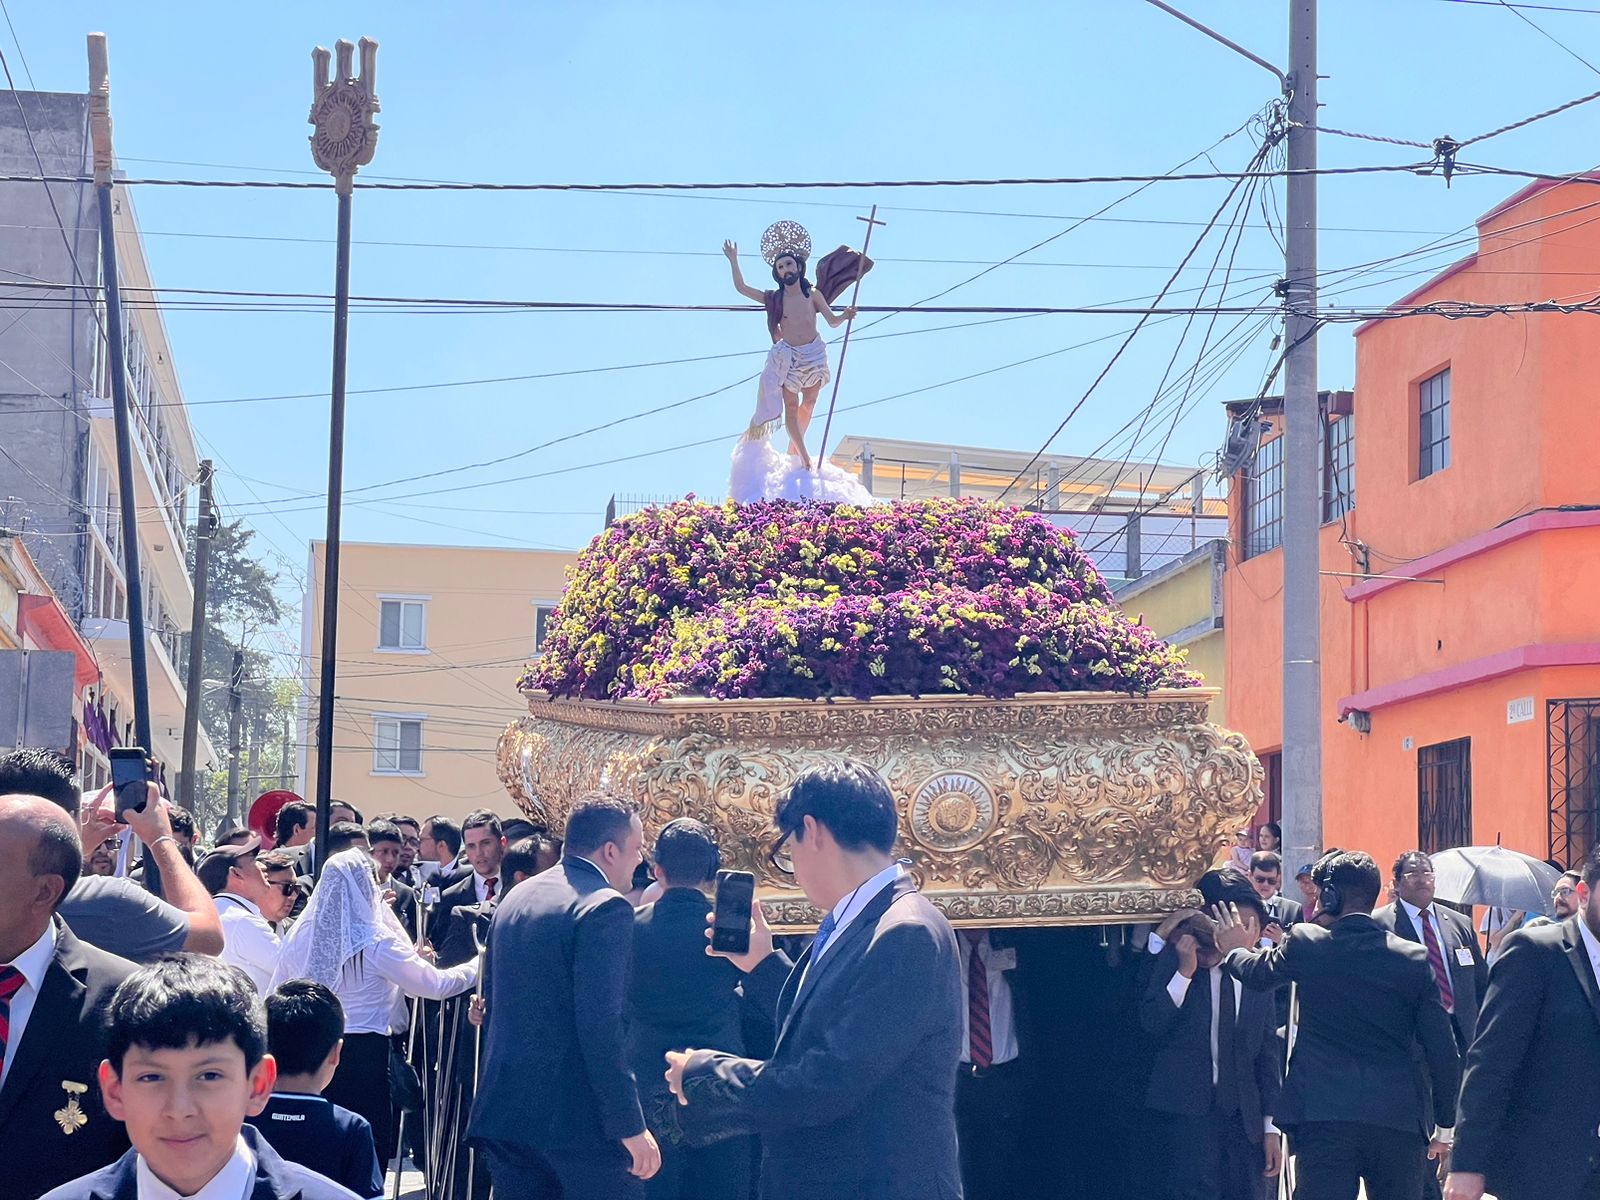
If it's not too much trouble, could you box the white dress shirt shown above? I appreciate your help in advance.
[811,862,902,968]
[335,928,478,1035]
[1400,898,1452,955]
[1,920,56,1084]
[215,894,280,995]
[473,871,500,904]
[1166,964,1276,1133]
[136,1132,254,1199]
[959,931,1019,1066]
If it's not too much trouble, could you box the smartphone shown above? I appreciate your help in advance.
[712,869,757,955]
[109,747,149,815]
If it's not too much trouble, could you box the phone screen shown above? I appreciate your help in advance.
[712,870,756,955]
[109,748,149,815]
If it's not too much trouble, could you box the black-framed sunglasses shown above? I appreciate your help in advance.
[768,828,795,876]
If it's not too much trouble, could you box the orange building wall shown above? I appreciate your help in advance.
[1223,178,1600,873]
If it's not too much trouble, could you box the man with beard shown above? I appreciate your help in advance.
[86,833,119,876]
[723,224,862,471]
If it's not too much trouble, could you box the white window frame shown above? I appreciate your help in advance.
[531,599,560,655]
[372,712,426,777]
[375,594,430,654]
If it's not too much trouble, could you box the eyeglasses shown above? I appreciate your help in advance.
[1401,868,1435,879]
[768,829,795,876]
[268,881,299,898]
[1554,885,1578,900]
[401,836,421,847]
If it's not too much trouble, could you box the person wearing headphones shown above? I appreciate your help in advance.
[627,819,752,1200]
[1214,850,1461,1200]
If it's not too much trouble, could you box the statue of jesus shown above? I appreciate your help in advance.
[723,222,870,472]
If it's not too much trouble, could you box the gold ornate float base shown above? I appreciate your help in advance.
[497,689,1260,933]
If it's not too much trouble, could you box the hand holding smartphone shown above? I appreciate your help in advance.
[109,747,150,815]
[711,870,756,955]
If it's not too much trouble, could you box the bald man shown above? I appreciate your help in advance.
[0,794,137,1197]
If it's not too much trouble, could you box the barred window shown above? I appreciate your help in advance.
[1417,737,1472,853]
[1242,435,1284,559]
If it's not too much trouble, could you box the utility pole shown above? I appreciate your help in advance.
[245,711,262,802]
[88,33,160,898]
[1281,0,1323,869]
[178,460,215,813]
[226,648,244,827]
[308,38,380,879]
[280,709,292,790]
[1140,0,1321,864]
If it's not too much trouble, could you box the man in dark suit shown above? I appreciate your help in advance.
[1375,851,1488,1049]
[431,809,507,968]
[1445,847,1600,1200]
[1249,852,1303,933]
[0,794,136,1198]
[1216,850,1460,1200]
[1139,876,1282,1200]
[469,794,660,1198]
[367,818,420,938]
[665,761,965,1200]
[629,819,749,1200]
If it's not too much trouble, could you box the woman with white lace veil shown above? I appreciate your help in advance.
[271,847,477,1168]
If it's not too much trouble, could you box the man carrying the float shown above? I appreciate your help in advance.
[723,221,870,472]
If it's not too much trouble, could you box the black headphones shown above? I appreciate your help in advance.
[658,817,721,883]
[1317,872,1344,917]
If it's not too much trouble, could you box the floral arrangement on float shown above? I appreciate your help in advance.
[500,495,1261,930]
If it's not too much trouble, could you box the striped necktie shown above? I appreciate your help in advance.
[0,965,26,1089]
[1419,909,1456,1013]
[967,937,993,1069]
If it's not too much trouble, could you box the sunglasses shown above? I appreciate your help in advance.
[268,881,299,898]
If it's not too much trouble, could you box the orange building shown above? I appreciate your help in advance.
[1224,177,1600,875]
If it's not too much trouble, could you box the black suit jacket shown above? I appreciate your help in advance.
[1225,914,1460,1136]
[627,888,745,1140]
[430,874,488,968]
[1268,894,1304,927]
[1453,917,1600,1200]
[39,1123,360,1199]
[681,875,964,1200]
[1140,948,1281,1145]
[2,920,135,1199]
[468,857,644,1153]
[386,876,420,943]
[1375,900,1488,1047]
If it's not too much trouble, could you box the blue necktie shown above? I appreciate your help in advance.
[812,911,838,959]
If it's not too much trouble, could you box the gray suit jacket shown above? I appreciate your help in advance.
[1375,900,1488,1047]
[468,857,644,1153]
[681,875,964,1200]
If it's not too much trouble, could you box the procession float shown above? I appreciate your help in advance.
[496,222,1262,932]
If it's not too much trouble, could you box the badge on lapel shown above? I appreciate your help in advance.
[54,1080,89,1134]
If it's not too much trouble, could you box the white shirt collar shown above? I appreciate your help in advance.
[1400,897,1437,930]
[6,919,57,988]
[1577,915,1600,976]
[136,1132,255,1200]
[814,862,903,962]
[216,892,263,918]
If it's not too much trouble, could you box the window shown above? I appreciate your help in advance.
[373,716,424,775]
[1322,414,1354,523]
[1548,700,1600,869]
[1417,737,1472,853]
[1258,750,1283,825]
[377,597,427,651]
[1242,435,1284,559]
[532,603,558,654]
[1418,368,1451,479]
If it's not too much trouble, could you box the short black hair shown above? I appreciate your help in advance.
[29,803,82,904]
[276,801,313,845]
[1249,850,1283,875]
[264,980,344,1077]
[106,955,267,1074]
[330,801,363,824]
[1261,821,1281,843]
[1197,866,1269,928]
[1560,868,1584,888]
[564,794,637,857]
[1392,850,1431,880]
[424,816,462,857]
[366,819,402,847]
[502,837,540,880]
[463,809,503,840]
[0,747,79,814]
[167,805,195,840]
[776,760,897,855]
[382,812,421,835]
[214,825,256,847]
[258,849,296,874]
[1583,844,1600,891]
[654,818,718,885]
[326,821,367,855]
[1315,850,1382,913]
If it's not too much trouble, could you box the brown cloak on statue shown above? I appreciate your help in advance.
[762,245,874,341]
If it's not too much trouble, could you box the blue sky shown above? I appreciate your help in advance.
[10,0,1600,612]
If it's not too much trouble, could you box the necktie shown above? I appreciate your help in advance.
[811,911,838,960]
[1215,969,1238,1112]
[967,937,993,1069]
[484,877,498,902]
[0,964,26,1089]
[1419,909,1456,1012]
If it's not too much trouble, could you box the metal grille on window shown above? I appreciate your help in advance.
[1418,369,1451,479]
[1417,737,1472,853]
[1322,414,1355,522]
[1548,700,1600,869]
[1243,435,1285,559]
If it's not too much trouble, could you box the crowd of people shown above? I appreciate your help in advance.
[2,743,1600,1200]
